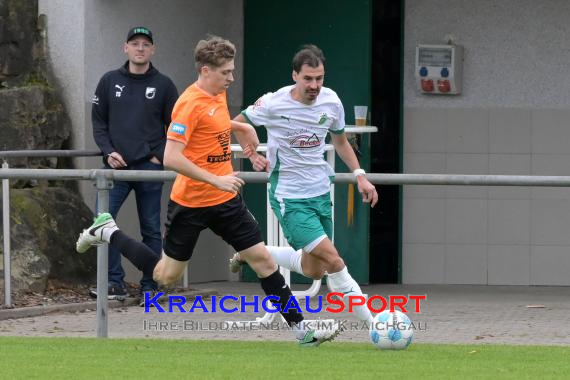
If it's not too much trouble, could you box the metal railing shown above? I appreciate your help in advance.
[0,149,102,159]
[1,150,103,308]
[7,167,570,333]
[6,148,570,337]
[0,146,318,337]
[1,150,104,334]
[0,135,348,337]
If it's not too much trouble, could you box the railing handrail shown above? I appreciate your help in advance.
[0,144,334,159]
[0,149,103,159]
[4,168,570,186]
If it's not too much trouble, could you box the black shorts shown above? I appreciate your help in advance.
[163,194,264,261]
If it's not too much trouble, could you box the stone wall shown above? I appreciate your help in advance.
[0,0,94,295]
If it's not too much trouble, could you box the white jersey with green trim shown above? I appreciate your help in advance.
[243,85,345,199]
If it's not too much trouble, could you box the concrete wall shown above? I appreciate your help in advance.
[403,0,570,285]
[38,0,244,284]
[38,0,86,148]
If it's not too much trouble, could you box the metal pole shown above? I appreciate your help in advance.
[183,265,189,288]
[327,146,335,238]
[326,147,335,294]
[2,161,11,306]
[95,172,112,338]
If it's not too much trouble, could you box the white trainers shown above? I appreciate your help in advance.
[229,252,244,273]
[298,319,343,347]
[76,213,117,253]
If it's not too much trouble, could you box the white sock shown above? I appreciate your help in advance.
[266,246,304,276]
[101,225,119,243]
[291,320,312,340]
[327,267,373,323]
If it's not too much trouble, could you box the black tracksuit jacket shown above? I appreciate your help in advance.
[91,61,178,166]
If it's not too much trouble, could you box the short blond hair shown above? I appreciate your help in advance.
[194,36,236,72]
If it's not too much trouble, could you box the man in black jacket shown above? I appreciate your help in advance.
[91,26,178,303]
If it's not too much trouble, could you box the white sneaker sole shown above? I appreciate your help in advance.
[76,230,101,253]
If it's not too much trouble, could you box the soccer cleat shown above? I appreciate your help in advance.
[229,252,244,273]
[88,285,127,301]
[298,319,343,347]
[76,212,118,253]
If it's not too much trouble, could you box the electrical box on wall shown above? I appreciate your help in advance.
[415,44,463,95]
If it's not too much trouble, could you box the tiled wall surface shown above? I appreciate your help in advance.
[403,107,570,285]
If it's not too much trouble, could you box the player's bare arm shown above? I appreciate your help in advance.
[246,152,269,172]
[330,132,378,207]
[230,119,260,154]
[233,113,268,171]
[164,139,244,193]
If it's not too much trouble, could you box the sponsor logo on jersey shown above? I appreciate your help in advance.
[251,94,268,111]
[170,123,187,135]
[207,129,232,163]
[207,153,232,163]
[318,113,329,125]
[289,133,321,149]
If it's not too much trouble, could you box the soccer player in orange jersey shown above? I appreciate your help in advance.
[77,36,341,346]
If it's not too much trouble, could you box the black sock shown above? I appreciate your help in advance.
[110,230,160,278]
[260,270,304,326]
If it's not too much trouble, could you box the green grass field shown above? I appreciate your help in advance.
[0,337,568,379]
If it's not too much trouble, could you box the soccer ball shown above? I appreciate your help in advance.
[369,310,414,350]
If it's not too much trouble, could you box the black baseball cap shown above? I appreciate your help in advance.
[126,26,153,44]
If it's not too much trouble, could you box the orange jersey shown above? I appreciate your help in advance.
[166,83,235,207]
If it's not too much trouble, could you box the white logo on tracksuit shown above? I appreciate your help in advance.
[115,84,125,97]
[146,87,156,99]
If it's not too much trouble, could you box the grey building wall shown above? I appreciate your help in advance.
[403,0,570,285]
[38,0,244,284]
[37,0,86,149]
[405,0,570,108]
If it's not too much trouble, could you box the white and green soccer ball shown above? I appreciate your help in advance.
[369,310,414,350]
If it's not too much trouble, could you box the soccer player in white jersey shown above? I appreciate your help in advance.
[232,44,378,325]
